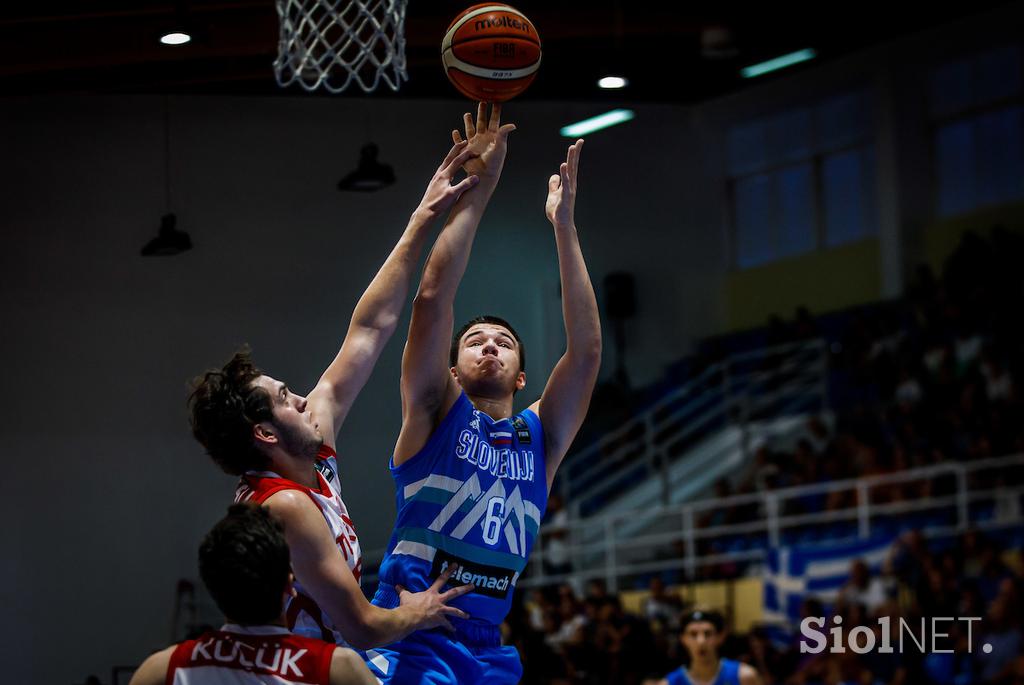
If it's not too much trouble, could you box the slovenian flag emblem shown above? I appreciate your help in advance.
[489,431,513,446]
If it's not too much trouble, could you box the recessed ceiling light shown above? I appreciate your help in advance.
[597,76,628,90]
[160,32,192,46]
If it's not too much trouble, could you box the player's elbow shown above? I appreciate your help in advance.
[342,629,376,651]
[341,607,387,651]
[412,287,445,311]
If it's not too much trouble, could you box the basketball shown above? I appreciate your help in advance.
[441,4,542,102]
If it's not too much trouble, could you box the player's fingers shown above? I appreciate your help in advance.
[432,563,459,590]
[396,584,407,595]
[449,175,479,196]
[548,173,561,192]
[452,129,464,145]
[476,101,487,134]
[440,139,469,169]
[463,112,476,138]
[442,606,471,620]
[441,582,476,600]
[489,102,502,131]
[499,123,517,136]
[446,147,479,173]
[560,161,570,186]
[438,617,455,633]
[571,139,584,182]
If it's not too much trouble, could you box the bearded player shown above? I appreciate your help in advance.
[364,102,602,683]
[188,138,482,650]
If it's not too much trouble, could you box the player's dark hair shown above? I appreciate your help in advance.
[682,609,725,633]
[188,348,275,476]
[450,315,526,372]
[199,503,291,625]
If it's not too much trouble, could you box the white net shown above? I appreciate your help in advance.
[274,0,408,94]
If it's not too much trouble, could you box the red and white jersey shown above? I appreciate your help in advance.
[235,445,361,646]
[167,624,334,684]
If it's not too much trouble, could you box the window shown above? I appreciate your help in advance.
[930,45,1024,217]
[728,90,878,269]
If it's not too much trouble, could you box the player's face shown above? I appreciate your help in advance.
[452,324,526,396]
[681,621,721,662]
[252,375,323,458]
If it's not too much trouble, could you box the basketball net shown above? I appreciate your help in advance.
[274,0,408,93]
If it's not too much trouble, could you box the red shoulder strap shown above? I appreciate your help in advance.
[165,639,196,685]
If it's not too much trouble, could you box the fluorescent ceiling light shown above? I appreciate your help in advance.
[597,76,628,89]
[160,32,192,45]
[560,109,635,137]
[741,48,816,78]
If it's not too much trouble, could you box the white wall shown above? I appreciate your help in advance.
[0,94,725,683]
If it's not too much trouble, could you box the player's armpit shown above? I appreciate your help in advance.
[329,648,378,685]
[127,645,175,685]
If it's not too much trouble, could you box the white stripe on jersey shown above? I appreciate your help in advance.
[402,473,464,499]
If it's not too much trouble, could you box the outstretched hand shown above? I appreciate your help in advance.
[396,563,474,632]
[545,138,583,228]
[452,101,517,181]
[416,140,481,219]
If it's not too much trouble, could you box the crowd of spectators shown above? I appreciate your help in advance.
[693,229,1024,575]
[507,530,1024,684]
[513,229,1024,684]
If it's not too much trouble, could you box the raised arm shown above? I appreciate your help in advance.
[393,103,516,465]
[306,140,480,446]
[265,490,471,650]
[530,140,602,489]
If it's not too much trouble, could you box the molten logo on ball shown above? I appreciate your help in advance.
[474,16,533,34]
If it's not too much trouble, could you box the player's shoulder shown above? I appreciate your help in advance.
[263,488,320,522]
[328,647,372,685]
[127,645,176,685]
[736,661,761,685]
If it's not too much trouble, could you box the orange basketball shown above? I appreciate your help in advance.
[441,4,541,102]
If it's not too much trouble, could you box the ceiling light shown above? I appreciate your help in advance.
[160,32,192,46]
[560,109,635,138]
[741,49,816,78]
[597,76,628,90]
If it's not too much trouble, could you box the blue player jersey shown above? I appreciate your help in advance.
[666,659,742,685]
[373,391,547,626]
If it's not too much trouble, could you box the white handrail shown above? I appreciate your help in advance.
[564,338,830,515]
[514,453,1024,589]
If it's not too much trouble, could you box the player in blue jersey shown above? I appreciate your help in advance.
[363,102,602,683]
[651,610,761,685]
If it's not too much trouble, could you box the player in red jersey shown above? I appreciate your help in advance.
[130,504,376,685]
[188,140,479,649]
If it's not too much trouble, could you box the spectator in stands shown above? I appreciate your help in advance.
[838,559,890,614]
[642,577,682,631]
[542,493,573,577]
[979,596,1022,684]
